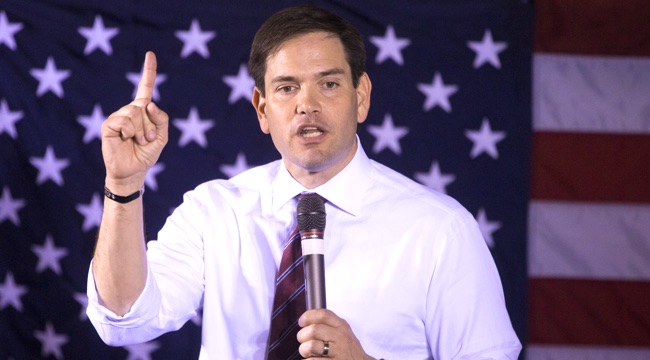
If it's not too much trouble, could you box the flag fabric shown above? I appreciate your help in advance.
[527,0,650,359]
[0,1,532,358]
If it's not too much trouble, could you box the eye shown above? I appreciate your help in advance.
[323,81,338,89]
[275,85,297,94]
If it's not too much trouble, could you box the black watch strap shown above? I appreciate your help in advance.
[104,186,143,204]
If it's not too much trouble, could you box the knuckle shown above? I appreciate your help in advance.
[117,117,133,129]
[300,340,319,357]
[298,342,310,358]
[313,308,329,321]
[309,340,321,356]
[131,98,150,107]
[103,115,125,130]
[112,105,138,119]
[301,324,317,338]
[120,104,139,113]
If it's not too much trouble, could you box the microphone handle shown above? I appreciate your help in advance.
[301,235,326,309]
[304,253,326,309]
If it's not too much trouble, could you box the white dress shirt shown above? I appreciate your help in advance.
[87,140,521,359]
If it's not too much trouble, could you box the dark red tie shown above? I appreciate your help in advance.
[267,224,306,360]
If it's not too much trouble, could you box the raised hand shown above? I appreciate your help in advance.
[101,51,169,193]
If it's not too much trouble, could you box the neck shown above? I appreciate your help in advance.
[287,138,358,189]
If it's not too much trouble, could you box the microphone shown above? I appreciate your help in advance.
[297,194,327,310]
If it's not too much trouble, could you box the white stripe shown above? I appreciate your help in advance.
[528,201,650,280]
[527,345,650,360]
[301,238,324,255]
[533,53,650,134]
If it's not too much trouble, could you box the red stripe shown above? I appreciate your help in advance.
[528,278,650,346]
[529,132,650,203]
[534,0,650,56]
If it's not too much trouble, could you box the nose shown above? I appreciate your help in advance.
[296,87,320,115]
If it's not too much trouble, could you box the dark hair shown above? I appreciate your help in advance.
[248,5,366,97]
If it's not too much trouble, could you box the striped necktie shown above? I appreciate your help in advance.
[266,223,306,359]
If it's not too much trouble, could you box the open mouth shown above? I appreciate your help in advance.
[300,126,324,137]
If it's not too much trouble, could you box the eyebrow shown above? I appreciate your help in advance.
[269,67,347,84]
[318,67,346,77]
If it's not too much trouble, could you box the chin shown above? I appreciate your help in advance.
[302,162,329,173]
[296,156,332,173]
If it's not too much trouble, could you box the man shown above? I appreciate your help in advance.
[87,5,521,359]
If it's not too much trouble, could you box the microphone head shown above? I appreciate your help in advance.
[297,194,326,232]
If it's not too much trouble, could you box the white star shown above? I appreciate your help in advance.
[29,146,70,186]
[220,152,251,178]
[124,341,161,360]
[31,234,69,274]
[173,107,215,148]
[30,57,71,98]
[77,104,105,143]
[34,322,69,360]
[0,10,23,50]
[73,292,88,321]
[127,67,167,102]
[0,271,28,311]
[475,208,502,249]
[367,113,409,155]
[0,186,25,226]
[145,163,165,191]
[369,25,411,65]
[222,63,255,104]
[0,98,24,139]
[76,193,103,232]
[467,29,508,69]
[175,19,216,58]
[417,72,458,113]
[78,15,119,55]
[465,117,506,159]
[414,161,455,194]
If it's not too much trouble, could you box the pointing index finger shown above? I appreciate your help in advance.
[135,51,157,101]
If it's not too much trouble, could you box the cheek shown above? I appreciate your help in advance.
[260,104,280,134]
[263,110,290,140]
[266,104,294,137]
[259,117,270,134]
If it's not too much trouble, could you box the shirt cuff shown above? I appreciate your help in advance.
[86,260,161,328]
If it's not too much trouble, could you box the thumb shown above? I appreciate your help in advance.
[145,102,168,141]
[146,102,168,127]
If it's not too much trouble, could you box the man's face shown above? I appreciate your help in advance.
[252,31,371,186]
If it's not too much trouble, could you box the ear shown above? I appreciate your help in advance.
[355,73,372,124]
[252,86,270,134]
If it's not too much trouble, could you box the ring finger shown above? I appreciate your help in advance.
[299,339,332,358]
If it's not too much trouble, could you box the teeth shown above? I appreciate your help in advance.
[301,127,323,137]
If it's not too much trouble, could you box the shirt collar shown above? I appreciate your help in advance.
[270,136,373,216]
[271,161,307,212]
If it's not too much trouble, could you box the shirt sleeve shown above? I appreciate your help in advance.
[86,261,170,346]
[425,209,522,359]
[86,188,208,346]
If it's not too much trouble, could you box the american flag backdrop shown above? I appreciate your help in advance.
[5,0,646,359]
[527,1,650,359]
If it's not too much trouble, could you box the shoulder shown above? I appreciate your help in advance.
[367,159,473,222]
[186,160,281,204]
[228,160,281,188]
